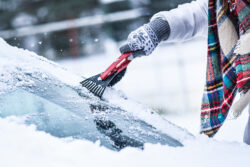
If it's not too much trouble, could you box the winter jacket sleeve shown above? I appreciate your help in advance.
[151,0,208,42]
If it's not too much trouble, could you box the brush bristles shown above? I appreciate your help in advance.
[81,79,105,98]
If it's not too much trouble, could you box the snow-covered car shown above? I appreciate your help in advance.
[0,39,192,151]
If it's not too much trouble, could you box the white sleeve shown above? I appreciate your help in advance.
[151,0,208,42]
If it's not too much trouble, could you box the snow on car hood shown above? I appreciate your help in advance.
[0,39,81,89]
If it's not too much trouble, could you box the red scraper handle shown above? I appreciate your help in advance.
[100,52,133,80]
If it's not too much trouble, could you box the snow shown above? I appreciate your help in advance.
[0,37,192,143]
[0,38,250,167]
[1,117,250,167]
[103,88,193,142]
[0,38,82,88]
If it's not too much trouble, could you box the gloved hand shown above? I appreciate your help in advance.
[120,18,170,57]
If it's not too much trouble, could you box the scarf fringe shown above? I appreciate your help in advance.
[234,31,250,55]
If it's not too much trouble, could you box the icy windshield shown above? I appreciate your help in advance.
[0,38,186,150]
[0,73,182,150]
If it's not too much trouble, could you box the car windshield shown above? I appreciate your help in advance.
[0,70,183,150]
[0,39,193,150]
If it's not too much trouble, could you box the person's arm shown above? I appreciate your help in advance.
[151,0,208,42]
[120,0,208,57]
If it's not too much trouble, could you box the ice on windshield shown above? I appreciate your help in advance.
[0,38,191,150]
[0,85,183,150]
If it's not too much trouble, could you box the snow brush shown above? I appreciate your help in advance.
[80,52,134,98]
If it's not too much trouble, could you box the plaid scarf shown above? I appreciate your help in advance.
[200,0,250,137]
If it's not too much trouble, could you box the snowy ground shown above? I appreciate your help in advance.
[0,38,250,167]
[1,117,250,167]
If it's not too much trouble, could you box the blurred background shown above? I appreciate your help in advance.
[0,0,192,59]
[0,0,208,133]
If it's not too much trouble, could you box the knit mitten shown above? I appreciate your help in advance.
[120,18,170,57]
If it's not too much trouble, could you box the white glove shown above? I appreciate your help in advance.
[120,18,170,57]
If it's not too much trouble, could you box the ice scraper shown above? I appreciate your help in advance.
[80,52,134,98]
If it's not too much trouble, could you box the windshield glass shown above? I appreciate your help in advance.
[0,43,185,150]
[0,72,183,150]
